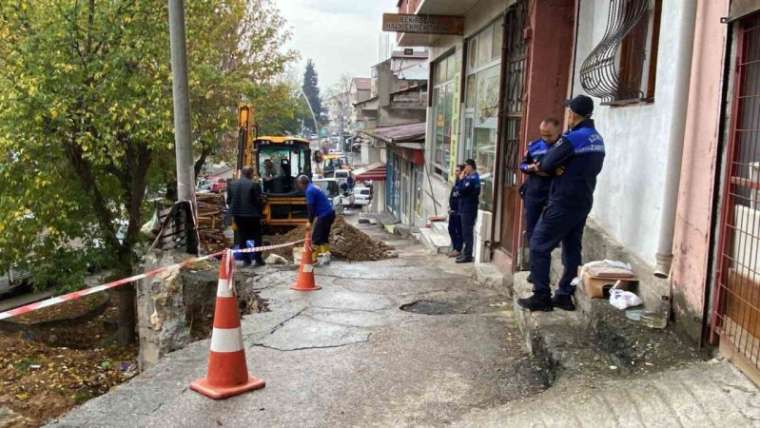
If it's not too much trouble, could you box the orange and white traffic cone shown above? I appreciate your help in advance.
[290,227,321,292]
[191,250,265,399]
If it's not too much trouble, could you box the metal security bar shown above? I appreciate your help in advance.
[712,13,760,375]
[579,0,649,102]
[502,0,528,189]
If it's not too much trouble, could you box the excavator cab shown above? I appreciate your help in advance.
[237,105,312,228]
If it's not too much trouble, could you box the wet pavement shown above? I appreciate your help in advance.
[49,223,546,427]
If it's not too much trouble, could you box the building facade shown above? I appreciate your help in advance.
[353,50,428,224]
[388,0,760,381]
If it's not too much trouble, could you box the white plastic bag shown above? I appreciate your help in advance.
[609,281,642,310]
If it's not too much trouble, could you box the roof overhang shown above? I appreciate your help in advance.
[360,122,426,144]
[354,162,387,182]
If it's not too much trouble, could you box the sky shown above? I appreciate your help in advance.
[277,0,398,90]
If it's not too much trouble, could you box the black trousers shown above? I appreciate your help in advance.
[312,211,335,246]
[529,205,588,297]
[523,197,548,244]
[234,216,263,264]
[448,213,462,251]
[461,210,477,258]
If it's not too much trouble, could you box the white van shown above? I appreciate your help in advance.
[353,185,371,206]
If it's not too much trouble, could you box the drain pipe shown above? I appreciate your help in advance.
[654,1,698,278]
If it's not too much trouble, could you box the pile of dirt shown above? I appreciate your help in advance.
[0,294,137,427]
[265,217,396,262]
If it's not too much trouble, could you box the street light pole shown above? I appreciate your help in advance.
[299,86,320,136]
[168,0,194,202]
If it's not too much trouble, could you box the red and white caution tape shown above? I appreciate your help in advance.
[0,239,305,322]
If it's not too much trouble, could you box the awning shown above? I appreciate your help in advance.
[353,162,387,182]
[360,122,426,144]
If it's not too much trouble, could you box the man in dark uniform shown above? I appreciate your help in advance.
[457,159,481,264]
[518,95,605,311]
[296,175,336,262]
[227,166,265,266]
[520,118,562,246]
[447,164,465,258]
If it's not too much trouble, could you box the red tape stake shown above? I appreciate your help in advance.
[0,239,305,321]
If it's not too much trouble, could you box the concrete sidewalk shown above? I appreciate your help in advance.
[48,224,760,427]
[50,228,542,427]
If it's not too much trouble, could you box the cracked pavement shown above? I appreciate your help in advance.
[49,224,540,427]
[46,222,760,427]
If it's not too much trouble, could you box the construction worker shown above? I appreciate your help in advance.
[447,164,465,258]
[296,175,335,263]
[227,166,265,267]
[519,118,562,282]
[518,95,605,312]
[456,159,480,264]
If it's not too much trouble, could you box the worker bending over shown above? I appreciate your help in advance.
[296,175,335,263]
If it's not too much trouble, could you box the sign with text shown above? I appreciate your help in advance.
[382,13,464,36]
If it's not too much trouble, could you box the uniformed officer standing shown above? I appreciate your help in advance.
[518,95,605,311]
[447,164,465,258]
[456,159,481,264]
[519,118,562,246]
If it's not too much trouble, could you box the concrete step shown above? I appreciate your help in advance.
[512,270,702,377]
[474,263,506,292]
[431,220,449,235]
[418,226,451,255]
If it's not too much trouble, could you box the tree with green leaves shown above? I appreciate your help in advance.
[302,59,322,133]
[0,0,296,344]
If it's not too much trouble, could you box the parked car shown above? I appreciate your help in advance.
[353,185,371,207]
[197,178,213,193]
[0,268,31,297]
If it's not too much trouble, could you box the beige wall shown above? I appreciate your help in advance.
[670,0,730,335]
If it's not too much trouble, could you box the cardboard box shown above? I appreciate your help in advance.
[579,267,637,299]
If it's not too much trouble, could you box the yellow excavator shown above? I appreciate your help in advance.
[236,105,312,229]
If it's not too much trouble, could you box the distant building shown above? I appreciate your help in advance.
[352,49,429,225]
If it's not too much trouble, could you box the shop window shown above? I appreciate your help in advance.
[431,52,459,179]
[463,18,503,211]
[580,0,662,104]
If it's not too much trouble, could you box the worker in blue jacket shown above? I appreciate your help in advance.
[456,159,480,264]
[519,118,562,248]
[447,164,465,258]
[518,95,605,312]
[297,175,336,262]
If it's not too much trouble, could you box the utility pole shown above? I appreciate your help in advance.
[168,0,194,202]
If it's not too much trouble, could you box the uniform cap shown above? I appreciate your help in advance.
[565,95,594,118]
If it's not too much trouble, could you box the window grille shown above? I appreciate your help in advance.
[579,0,653,103]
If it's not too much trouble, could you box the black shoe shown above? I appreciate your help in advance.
[551,294,576,311]
[527,273,534,284]
[517,294,553,312]
[455,256,474,264]
[254,260,266,267]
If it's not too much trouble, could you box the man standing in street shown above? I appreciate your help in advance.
[227,166,265,266]
[520,118,562,277]
[456,159,480,264]
[518,95,605,311]
[448,164,465,258]
[296,175,335,263]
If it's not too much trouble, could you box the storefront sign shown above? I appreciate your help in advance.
[382,14,464,35]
